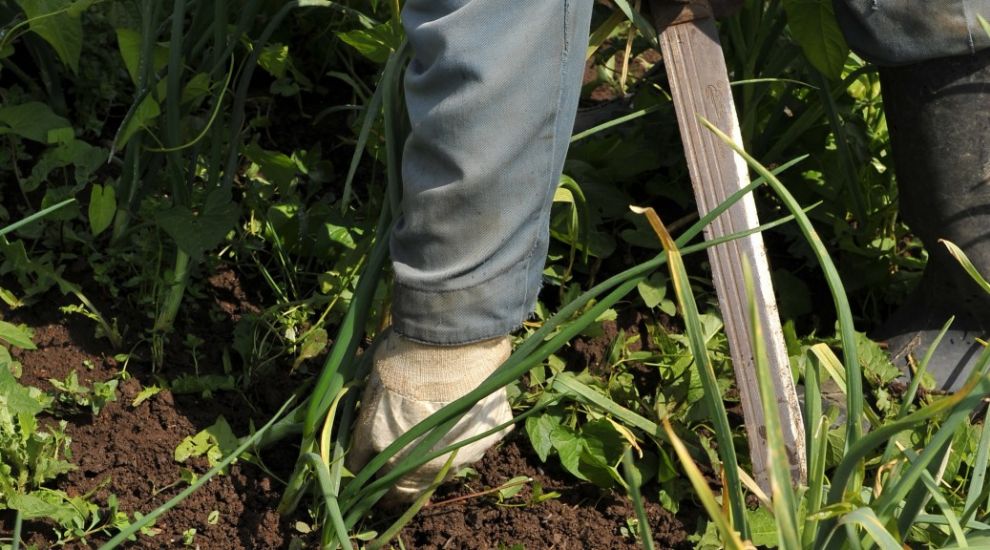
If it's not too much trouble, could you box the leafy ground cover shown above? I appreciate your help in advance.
[2,0,989,549]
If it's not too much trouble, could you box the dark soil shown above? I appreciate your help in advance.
[0,292,295,549]
[398,432,695,550]
[0,271,699,549]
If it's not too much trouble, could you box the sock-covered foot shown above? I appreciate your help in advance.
[346,331,513,504]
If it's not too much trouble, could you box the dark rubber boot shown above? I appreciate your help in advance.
[876,49,990,391]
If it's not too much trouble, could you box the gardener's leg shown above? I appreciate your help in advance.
[876,50,990,390]
[347,0,594,502]
[834,1,990,389]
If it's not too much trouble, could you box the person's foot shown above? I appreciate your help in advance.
[346,331,513,504]
[875,266,990,391]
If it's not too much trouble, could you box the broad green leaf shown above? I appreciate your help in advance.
[293,328,328,369]
[182,72,212,104]
[0,102,72,143]
[636,272,674,314]
[258,43,290,79]
[175,431,212,462]
[15,0,97,73]
[24,140,107,193]
[0,320,35,350]
[549,424,586,481]
[115,28,170,86]
[155,190,239,259]
[745,507,780,548]
[0,363,47,416]
[8,491,83,525]
[856,331,899,386]
[174,416,238,466]
[39,187,83,222]
[579,419,627,487]
[205,416,239,456]
[337,21,402,64]
[581,418,625,466]
[525,414,560,463]
[244,143,299,191]
[46,126,74,145]
[782,0,849,79]
[321,222,357,251]
[88,184,116,236]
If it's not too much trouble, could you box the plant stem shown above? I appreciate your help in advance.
[155,249,191,334]
[11,510,22,550]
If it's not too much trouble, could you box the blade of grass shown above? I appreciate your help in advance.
[382,39,410,217]
[885,349,990,531]
[803,416,830,549]
[551,371,664,439]
[899,447,968,547]
[836,508,903,550]
[0,198,75,237]
[809,344,883,428]
[815,375,990,548]
[880,317,954,464]
[900,316,953,414]
[943,240,990,295]
[700,119,862,460]
[962,408,990,526]
[917,513,990,531]
[319,386,353,465]
[611,0,657,46]
[814,69,868,226]
[302,453,354,550]
[280,236,388,512]
[802,328,827,549]
[570,105,661,143]
[586,10,625,60]
[743,261,800,549]
[622,448,656,550]
[638,205,748,537]
[662,418,748,549]
[366,452,457,550]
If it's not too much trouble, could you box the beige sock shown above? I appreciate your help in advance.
[346,331,513,503]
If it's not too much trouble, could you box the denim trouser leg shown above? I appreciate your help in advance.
[834,0,990,65]
[390,0,594,345]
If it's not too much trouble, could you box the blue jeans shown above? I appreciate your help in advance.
[834,0,990,65]
[390,0,594,345]
[390,0,989,346]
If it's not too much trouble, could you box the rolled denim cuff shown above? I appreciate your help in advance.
[834,0,990,65]
[390,248,542,346]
